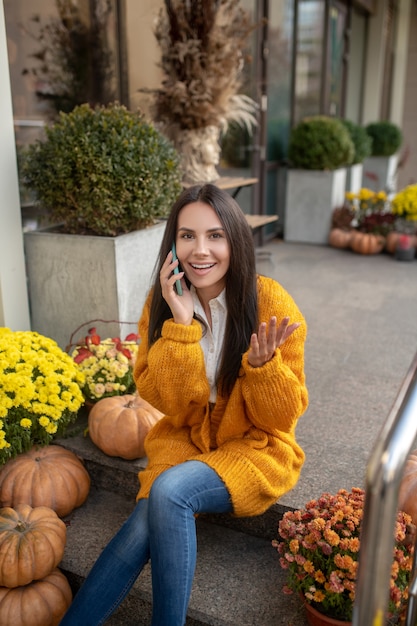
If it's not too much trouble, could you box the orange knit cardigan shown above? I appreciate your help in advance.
[133,274,308,517]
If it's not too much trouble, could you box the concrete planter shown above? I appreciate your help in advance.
[346,163,363,194]
[284,168,347,244]
[362,154,399,193]
[24,221,166,350]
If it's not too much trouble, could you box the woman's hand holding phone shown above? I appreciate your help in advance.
[160,245,193,325]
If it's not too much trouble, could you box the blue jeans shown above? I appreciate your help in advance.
[60,461,232,626]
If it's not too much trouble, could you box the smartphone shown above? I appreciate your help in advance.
[171,242,183,295]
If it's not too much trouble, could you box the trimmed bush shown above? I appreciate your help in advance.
[21,103,183,236]
[365,121,402,157]
[341,119,372,164]
[288,116,354,170]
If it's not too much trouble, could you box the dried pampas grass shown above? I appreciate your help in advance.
[151,0,258,133]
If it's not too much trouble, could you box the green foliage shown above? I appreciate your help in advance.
[21,103,183,236]
[288,116,354,170]
[340,119,372,164]
[365,121,403,157]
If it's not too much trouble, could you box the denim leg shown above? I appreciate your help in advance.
[148,461,232,626]
[60,498,151,626]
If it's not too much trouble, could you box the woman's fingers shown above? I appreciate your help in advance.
[160,251,193,325]
[247,316,300,367]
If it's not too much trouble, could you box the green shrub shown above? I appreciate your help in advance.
[21,103,183,236]
[288,116,354,170]
[341,119,372,164]
[365,121,402,157]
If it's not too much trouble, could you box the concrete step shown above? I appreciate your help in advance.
[60,488,307,626]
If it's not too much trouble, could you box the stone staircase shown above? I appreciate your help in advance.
[55,413,308,626]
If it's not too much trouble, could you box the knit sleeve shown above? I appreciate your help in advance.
[134,299,210,415]
[240,276,308,434]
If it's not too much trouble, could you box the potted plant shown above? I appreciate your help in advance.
[20,102,182,349]
[329,188,395,255]
[70,325,140,403]
[340,120,373,194]
[0,328,85,465]
[386,184,417,256]
[285,116,354,244]
[146,0,257,184]
[362,121,403,193]
[273,487,414,625]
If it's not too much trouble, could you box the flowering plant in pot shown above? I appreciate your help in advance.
[391,184,417,225]
[344,187,390,228]
[70,326,140,402]
[0,328,85,464]
[273,488,414,624]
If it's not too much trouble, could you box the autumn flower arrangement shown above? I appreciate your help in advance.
[391,184,417,223]
[344,188,396,235]
[0,328,85,464]
[273,488,414,623]
[72,327,140,401]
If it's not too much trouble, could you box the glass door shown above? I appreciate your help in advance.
[292,0,348,123]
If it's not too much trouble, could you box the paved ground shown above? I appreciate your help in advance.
[255,240,417,510]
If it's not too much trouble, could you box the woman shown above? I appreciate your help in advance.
[60,184,308,626]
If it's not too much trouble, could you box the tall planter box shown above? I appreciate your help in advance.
[346,163,363,194]
[24,221,166,350]
[284,168,347,244]
[362,154,399,193]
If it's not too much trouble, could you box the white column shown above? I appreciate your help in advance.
[0,0,30,330]
[390,0,412,126]
[362,1,387,124]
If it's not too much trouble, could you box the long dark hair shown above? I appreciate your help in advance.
[148,184,258,395]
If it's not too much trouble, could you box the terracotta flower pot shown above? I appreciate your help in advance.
[303,600,351,626]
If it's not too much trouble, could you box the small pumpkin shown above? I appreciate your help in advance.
[350,231,385,255]
[0,445,90,518]
[88,393,163,460]
[329,228,353,249]
[0,568,72,626]
[398,450,417,525]
[0,504,66,588]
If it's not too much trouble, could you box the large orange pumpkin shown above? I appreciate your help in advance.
[88,394,163,460]
[328,228,353,249]
[0,504,66,588]
[349,231,385,255]
[0,445,90,518]
[398,450,417,525]
[0,568,72,626]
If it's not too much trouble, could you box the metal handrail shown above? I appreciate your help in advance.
[353,351,417,626]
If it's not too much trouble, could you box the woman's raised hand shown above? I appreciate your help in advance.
[160,251,194,325]
[247,316,300,368]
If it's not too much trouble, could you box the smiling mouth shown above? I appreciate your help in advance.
[191,263,215,269]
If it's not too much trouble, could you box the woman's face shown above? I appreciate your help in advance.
[175,201,230,299]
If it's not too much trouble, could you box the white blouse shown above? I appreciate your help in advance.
[191,287,227,403]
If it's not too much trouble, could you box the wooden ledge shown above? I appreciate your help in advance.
[245,214,278,231]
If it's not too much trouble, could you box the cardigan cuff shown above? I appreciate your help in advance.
[241,349,283,378]
[161,318,203,343]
